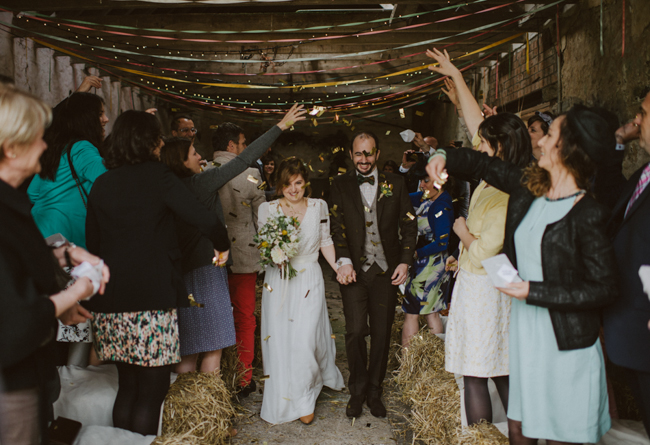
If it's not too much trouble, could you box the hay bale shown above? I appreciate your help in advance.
[393,328,507,444]
[387,310,405,371]
[220,345,245,393]
[161,371,237,445]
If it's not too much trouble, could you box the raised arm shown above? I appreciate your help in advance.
[191,104,307,196]
[427,48,484,137]
[427,147,524,196]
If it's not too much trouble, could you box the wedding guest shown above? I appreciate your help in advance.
[258,157,344,425]
[381,160,399,174]
[159,137,235,375]
[28,92,108,249]
[261,154,276,201]
[428,102,617,444]
[429,47,531,427]
[401,160,454,346]
[0,86,108,445]
[27,92,108,363]
[605,90,650,437]
[527,112,554,160]
[170,114,197,143]
[83,110,229,436]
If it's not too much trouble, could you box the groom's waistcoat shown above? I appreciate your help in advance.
[361,192,388,272]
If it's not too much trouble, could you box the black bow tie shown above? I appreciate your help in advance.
[357,174,375,186]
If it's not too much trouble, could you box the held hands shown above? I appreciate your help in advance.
[336,264,356,285]
[391,263,408,286]
[445,255,458,272]
[426,48,461,79]
[497,281,530,301]
[277,104,308,131]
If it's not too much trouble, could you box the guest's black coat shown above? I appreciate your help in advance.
[84,161,229,314]
[446,148,618,351]
[330,170,417,272]
[604,162,650,372]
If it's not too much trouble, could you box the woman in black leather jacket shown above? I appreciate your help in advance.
[427,104,618,445]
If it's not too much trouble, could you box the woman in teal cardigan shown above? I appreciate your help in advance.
[28,93,108,249]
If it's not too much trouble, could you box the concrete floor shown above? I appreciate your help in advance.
[231,262,401,445]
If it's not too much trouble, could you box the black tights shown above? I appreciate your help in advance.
[463,375,509,426]
[113,363,172,436]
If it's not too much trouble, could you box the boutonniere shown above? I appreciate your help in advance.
[378,181,393,200]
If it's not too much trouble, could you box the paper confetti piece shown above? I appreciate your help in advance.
[351,126,355,131]
[385,130,391,135]
[433,181,442,190]
[264,283,273,292]
[260,375,269,381]
[285,120,294,127]
[440,234,449,239]
[290,126,294,131]
[312,118,318,127]
[441,171,449,180]
[283,397,291,401]
[304,290,310,298]
[330,208,338,217]
[241,201,251,208]
[212,256,218,266]
[364,206,371,213]
[399,108,405,118]
[360,256,367,263]
[232,188,241,193]
[302,181,311,189]
[406,212,415,220]
[338,167,347,174]
[248,243,256,247]
[247,175,259,184]
[435,211,443,218]
[188,294,204,308]
[257,181,267,190]
[231,237,236,244]
[263,335,271,341]
[331,334,336,339]
[415,111,425,117]
[366,221,373,227]
[211,161,221,167]
[299,268,306,273]
[351,417,356,427]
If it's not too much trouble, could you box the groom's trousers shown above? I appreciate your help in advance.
[341,263,398,398]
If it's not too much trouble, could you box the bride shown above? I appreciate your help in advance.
[258,157,344,425]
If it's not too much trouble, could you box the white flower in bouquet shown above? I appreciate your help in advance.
[271,246,287,264]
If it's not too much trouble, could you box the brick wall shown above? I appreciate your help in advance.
[485,34,558,108]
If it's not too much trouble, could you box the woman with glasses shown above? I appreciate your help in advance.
[401,160,454,346]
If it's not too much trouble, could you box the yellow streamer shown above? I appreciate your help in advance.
[34,33,524,91]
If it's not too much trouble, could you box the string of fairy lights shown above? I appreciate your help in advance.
[0,0,565,121]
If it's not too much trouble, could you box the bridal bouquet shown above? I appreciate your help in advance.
[254,214,301,280]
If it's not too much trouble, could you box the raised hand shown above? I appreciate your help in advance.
[426,153,447,184]
[482,104,498,117]
[616,121,640,144]
[426,48,461,78]
[442,78,459,106]
[277,104,308,131]
[76,75,102,93]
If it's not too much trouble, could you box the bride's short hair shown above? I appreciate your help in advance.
[275,156,311,198]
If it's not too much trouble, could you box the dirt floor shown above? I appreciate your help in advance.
[230,261,411,445]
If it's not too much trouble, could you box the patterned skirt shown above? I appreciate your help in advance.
[91,309,180,367]
[402,252,449,315]
[178,265,236,356]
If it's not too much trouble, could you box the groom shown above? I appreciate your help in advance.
[331,131,417,418]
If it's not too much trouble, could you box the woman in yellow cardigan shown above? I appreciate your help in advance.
[444,113,532,426]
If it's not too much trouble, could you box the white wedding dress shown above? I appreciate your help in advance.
[258,198,344,424]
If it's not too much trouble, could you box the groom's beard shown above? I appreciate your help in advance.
[355,161,376,175]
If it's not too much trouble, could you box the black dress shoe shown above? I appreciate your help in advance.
[366,394,386,418]
[346,395,365,418]
[237,379,256,398]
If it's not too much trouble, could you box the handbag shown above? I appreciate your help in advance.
[66,146,88,209]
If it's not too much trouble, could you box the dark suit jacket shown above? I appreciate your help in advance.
[84,161,230,314]
[330,170,417,273]
[604,163,650,371]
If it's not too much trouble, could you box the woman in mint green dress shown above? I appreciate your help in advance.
[427,104,618,444]
[28,93,108,249]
